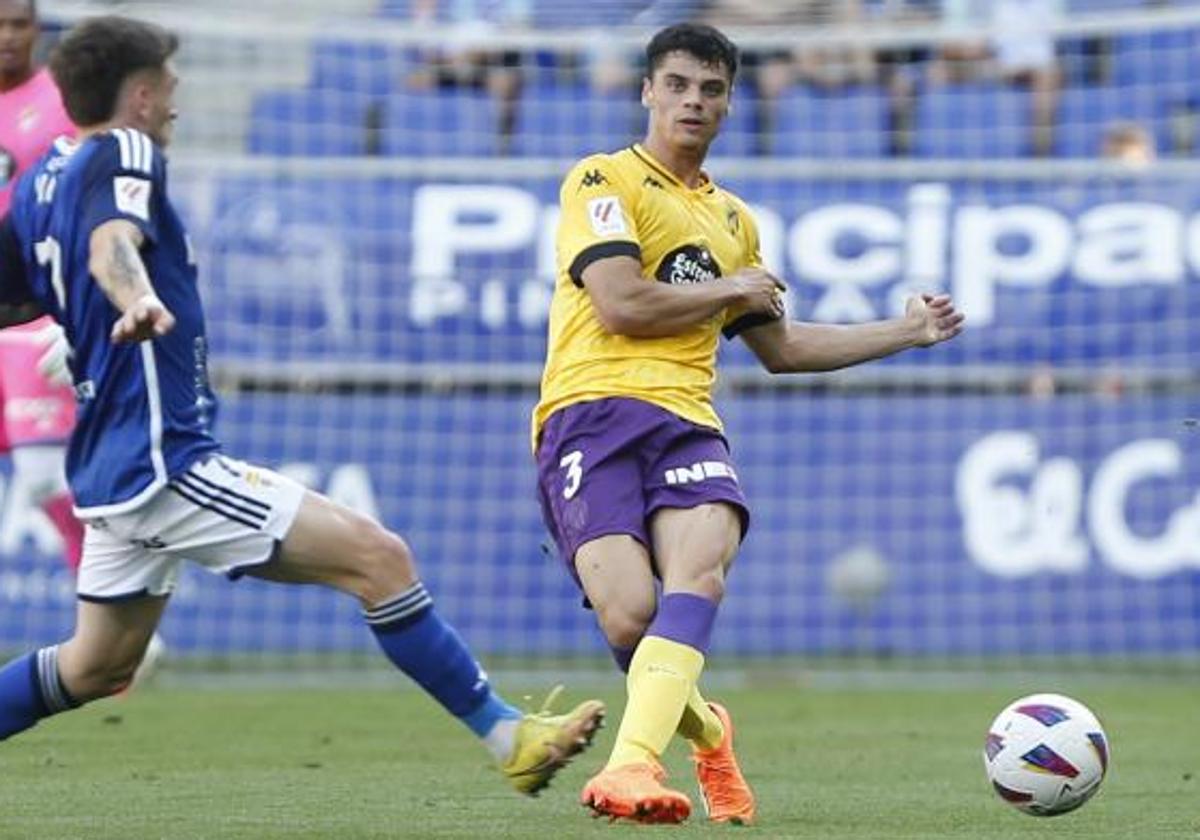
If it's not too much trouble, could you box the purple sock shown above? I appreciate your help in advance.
[609,644,635,674]
[645,592,718,654]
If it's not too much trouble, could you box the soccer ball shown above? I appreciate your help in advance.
[983,693,1110,816]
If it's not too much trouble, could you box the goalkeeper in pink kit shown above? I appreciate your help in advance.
[0,0,83,571]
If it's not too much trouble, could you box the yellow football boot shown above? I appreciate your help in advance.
[501,685,606,796]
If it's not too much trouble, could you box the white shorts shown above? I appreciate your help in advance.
[77,454,307,601]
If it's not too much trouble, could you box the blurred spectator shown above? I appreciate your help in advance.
[1101,120,1155,167]
[1026,364,1057,400]
[867,0,939,155]
[932,0,1063,156]
[704,0,875,91]
[701,0,875,154]
[931,0,990,82]
[585,2,699,94]
[1092,366,1126,400]
[991,0,1062,156]
[405,0,529,150]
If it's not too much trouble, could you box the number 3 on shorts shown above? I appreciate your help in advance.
[559,450,583,500]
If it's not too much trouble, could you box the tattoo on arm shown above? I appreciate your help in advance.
[92,230,155,314]
[109,235,152,298]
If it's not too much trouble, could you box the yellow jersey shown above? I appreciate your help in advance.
[533,143,768,446]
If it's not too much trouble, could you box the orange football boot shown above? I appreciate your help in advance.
[692,702,756,825]
[581,759,692,824]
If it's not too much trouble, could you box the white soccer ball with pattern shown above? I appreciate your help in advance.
[983,692,1110,816]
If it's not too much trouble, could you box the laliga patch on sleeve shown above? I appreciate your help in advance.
[587,196,627,237]
[113,176,152,221]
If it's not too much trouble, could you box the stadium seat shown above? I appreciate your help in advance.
[1111,29,1199,89]
[773,86,888,159]
[311,39,411,98]
[914,83,1031,159]
[1109,26,1200,135]
[377,0,415,17]
[530,0,646,27]
[382,0,643,25]
[381,90,501,156]
[1066,0,1152,9]
[511,87,641,157]
[248,90,372,156]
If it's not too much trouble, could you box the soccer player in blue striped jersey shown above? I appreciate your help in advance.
[0,15,603,794]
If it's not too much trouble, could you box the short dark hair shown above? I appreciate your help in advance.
[49,15,178,126]
[645,23,738,83]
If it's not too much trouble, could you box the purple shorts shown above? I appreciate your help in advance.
[536,397,749,585]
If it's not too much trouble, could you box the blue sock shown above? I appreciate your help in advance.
[0,647,78,740]
[365,582,521,738]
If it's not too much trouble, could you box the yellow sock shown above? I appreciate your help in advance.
[606,636,704,770]
[676,685,724,751]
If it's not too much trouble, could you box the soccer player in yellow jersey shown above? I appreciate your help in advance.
[534,23,964,825]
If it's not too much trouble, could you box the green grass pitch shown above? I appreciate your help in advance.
[1,680,1196,839]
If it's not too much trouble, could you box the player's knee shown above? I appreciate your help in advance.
[347,520,417,603]
[594,598,656,649]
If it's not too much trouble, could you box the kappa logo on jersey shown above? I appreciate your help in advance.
[656,244,721,285]
[577,169,609,191]
[643,175,665,190]
[726,205,740,234]
[114,176,152,221]
[587,196,628,236]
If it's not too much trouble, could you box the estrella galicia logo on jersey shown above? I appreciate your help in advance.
[656,244,721,286]
[0,147,14,186]
[643,175,664,190]
[577,169,609,191]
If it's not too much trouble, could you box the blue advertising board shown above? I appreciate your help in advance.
[1,392,1196,657]
[169,172,1200,369]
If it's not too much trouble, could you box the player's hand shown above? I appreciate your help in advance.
[111,294,176,343]
[34,321,73,387]
[728,268,787,320]
[906,293,964,347]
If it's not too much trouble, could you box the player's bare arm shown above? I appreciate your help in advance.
[88,219,175,343]
[583,256,784,338]
[741,293,964,374]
